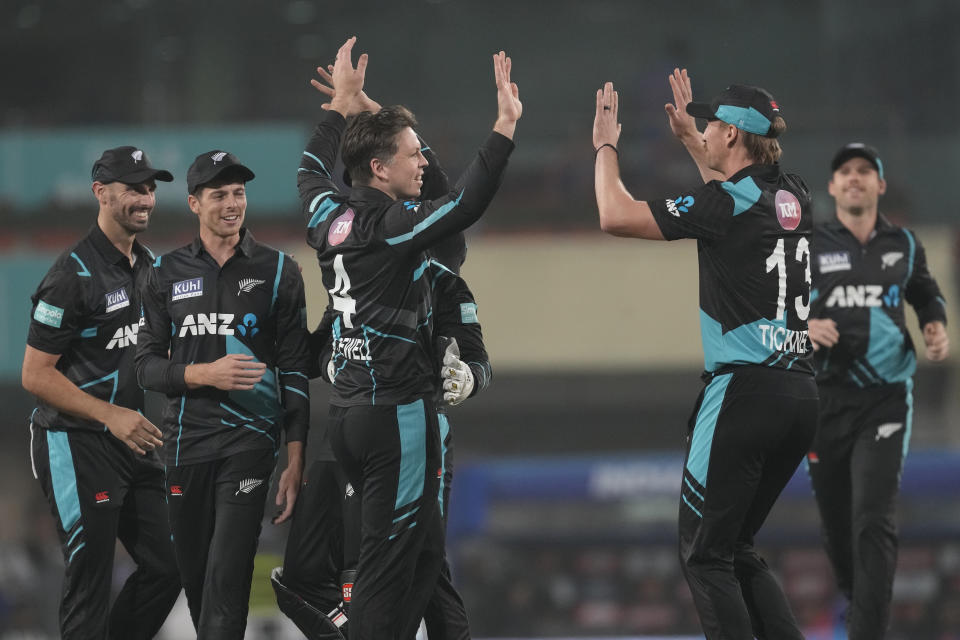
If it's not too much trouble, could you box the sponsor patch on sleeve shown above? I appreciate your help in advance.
[34,300,65,328]
[172,278,203,301]
[105,287,130,312]
[460,302,479,324]
[818,251,851,273]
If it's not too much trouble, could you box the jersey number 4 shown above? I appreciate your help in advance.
[765,237,810,322]
[329,254,357,328]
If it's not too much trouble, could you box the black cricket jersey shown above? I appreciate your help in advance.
[28,224,154,432]
[136,229,310,466]
[809,215,946,387]
[649,163,815,375]
[428,259,491,401]
[297,110,513,407]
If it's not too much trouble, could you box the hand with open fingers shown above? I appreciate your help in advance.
[593,81,621,151]
[105,406,163,455]
[272,461,302,524]
[923,320,950,361]
[328,36,368,115]
[664,67,699,140]
[807,318,839,352]
[493,51,522,138]
[201,354,267,390]
[442,340,474,406]
[311,63,381,116]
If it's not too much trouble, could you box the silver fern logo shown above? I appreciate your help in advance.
[236,478,264,495]
[211,151,228,164]
[131,150,143,163]
[237,278,265,295]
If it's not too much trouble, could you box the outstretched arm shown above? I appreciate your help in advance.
[664,68,724,183]
[593,82,664,240]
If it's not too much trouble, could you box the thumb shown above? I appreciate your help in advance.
[443,338,460,365]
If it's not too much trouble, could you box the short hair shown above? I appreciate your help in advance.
[341,106,418,186]
[192,166,250,196]
[741,116,786,165]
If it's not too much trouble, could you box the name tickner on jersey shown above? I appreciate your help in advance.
[759,324,809,354]
[334,337,371,361]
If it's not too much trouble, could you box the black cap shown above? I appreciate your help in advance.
[91,146,173,184]
[830,143,884,180]
[186,150,256,194]
[686,84,781,137]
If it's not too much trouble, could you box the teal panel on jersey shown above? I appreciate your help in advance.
[225,335,281,419]
[720,176,762,216]
[866,307,915,383]
[385,190,464,246]
[903,378,914,458]
[307,196,339,228]
[47,430,82,532]
[395,399,427,511]
[437,413,450,517]
[699,310,783,372]
[70,252,91,277]
[687,373,732,488]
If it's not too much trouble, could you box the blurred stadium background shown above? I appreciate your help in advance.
[2,1,960,638]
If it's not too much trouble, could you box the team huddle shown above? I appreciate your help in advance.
[21,36,949,640]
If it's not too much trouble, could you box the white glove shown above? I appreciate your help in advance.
[441,340,474,406]
[326,358,336,384]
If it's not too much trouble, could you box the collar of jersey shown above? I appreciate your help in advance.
[723,162,781,185]
[349,185,397,203]
[189,226,256,258]
[87,223,150,266]
[825,212,895,235]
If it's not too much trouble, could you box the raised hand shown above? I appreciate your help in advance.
[593,81,621,150]
[328,36,368,116]
[493,51,522,139]
[664,68,699,141]
[311,63,381,116]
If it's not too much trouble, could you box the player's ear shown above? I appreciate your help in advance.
[92,181,106,202]
[827,177,838,199]
[187,193,201,215]
[370,157,388,182]
[877,178,887,196]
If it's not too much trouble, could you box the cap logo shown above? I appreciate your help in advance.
[211,152,228,164]
[769,100,779,111]
[131,150,143,163]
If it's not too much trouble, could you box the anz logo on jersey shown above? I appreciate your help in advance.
[824,284,900,308]
[666,195,695,217]
[105,319,143,350]
[178,313,235,337]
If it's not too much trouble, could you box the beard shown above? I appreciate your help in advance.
[109,195,151,234]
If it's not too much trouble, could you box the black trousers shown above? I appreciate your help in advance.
[329,398,444,640]
[678,367,818,640]
[31,424,181,640]
[165,447,276,639]
[807,381,911,640]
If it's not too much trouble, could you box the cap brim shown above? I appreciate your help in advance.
[116,168,175,184]
[685,102,716,120]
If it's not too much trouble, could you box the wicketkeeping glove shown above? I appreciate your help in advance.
[441,339,474,406]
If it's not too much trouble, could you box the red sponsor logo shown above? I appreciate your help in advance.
[807,452,819,463]
[770,100,779,111]
[342,582,353,602]
[328,209,355,246]
[437,468,443,479]
[774,190,801,231]
[95,491,110,503]
[170,485,183,496]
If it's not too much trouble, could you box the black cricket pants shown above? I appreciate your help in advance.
[807,380,911,640]
[165,447,276,639]
[329,397,444,640]
[30,424,181,640]
[678,366,818,640]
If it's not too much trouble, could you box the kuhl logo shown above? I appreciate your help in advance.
[172,278,203,302]
[105,287,130,313]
